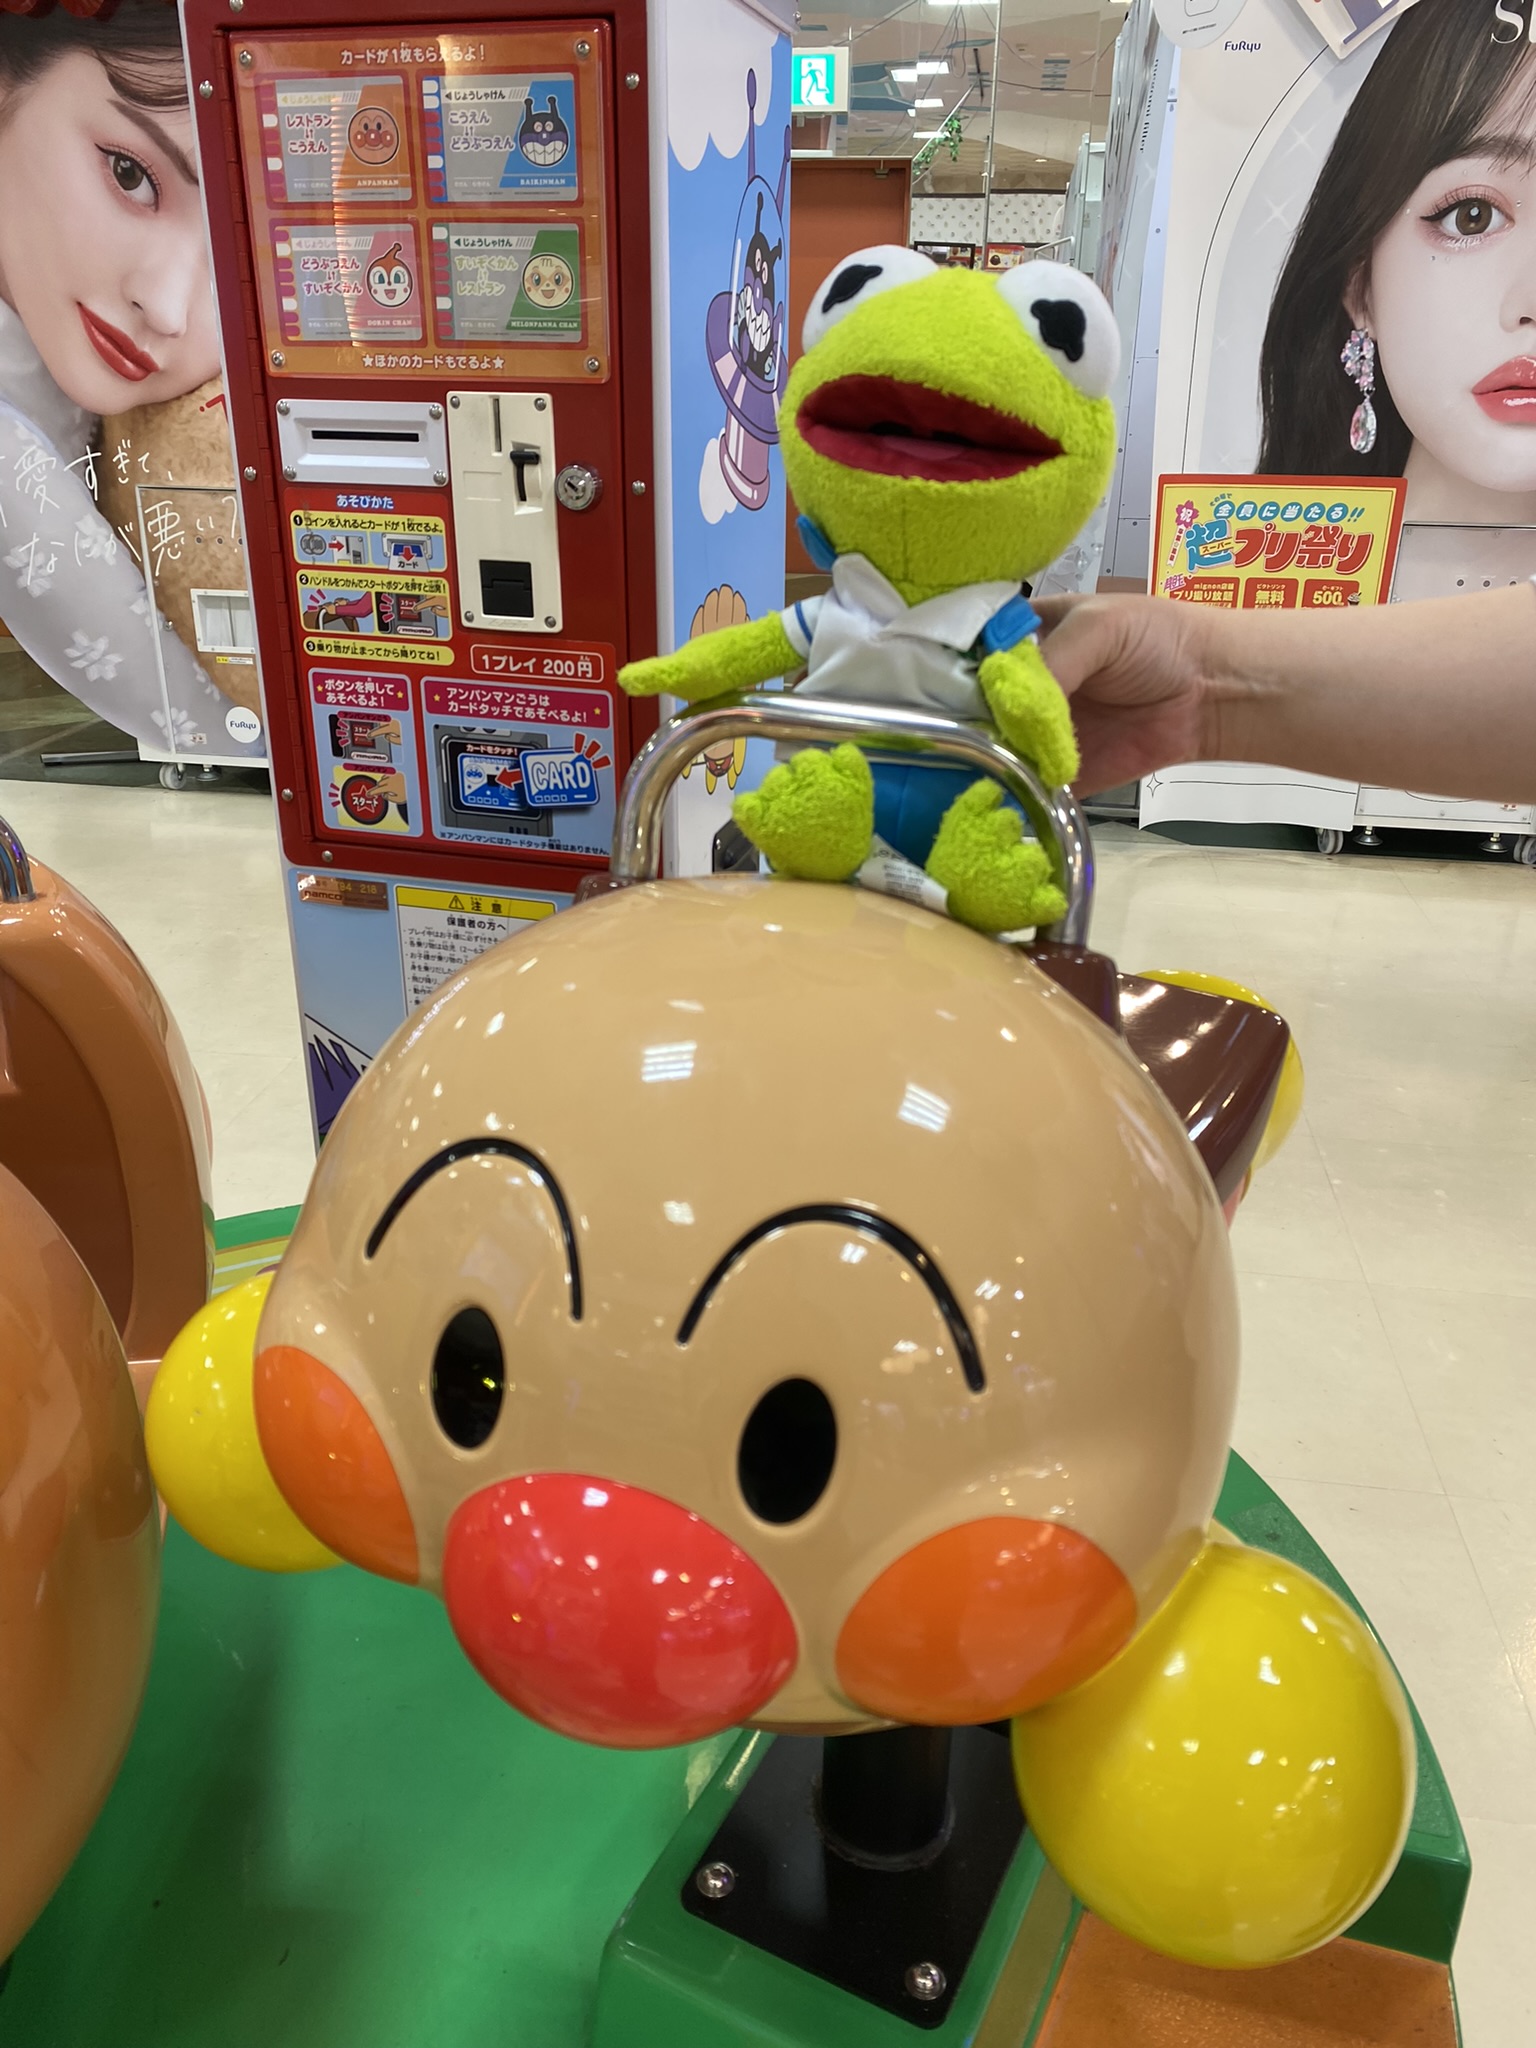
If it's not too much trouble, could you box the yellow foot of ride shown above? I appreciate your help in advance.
[733,742,874,882]
[928,779,1065,934]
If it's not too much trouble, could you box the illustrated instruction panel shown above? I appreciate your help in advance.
[423,645,618,859]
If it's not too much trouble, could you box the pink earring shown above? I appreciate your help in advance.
[1341,327,1377,455]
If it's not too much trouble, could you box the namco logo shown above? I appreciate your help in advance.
[1494,0,1536,43]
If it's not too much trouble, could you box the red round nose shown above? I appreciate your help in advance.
[441,1474,798,1749]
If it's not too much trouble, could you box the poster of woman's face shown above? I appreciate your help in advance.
[1157,0,1536,530]
[0,43,219,416]
[0,2,262,763]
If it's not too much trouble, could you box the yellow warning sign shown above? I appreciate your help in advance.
[396,887,556,921]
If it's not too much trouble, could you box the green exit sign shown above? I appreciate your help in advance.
[792,47,848,115]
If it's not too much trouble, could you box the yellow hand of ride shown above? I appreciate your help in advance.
[1011,1538,1414,1968]
[146,1273,338,1573]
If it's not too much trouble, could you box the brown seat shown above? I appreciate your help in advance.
[1027,942,1291,1205]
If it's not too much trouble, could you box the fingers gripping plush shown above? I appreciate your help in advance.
[618,250,1119,932]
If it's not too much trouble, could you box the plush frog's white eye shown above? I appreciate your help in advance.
[996,261,1120,401]
[802,245,936,354]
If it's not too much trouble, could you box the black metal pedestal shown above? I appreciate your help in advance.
[680,1724,1023,2029]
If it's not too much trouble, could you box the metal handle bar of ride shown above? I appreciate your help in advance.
[610,690,1094,948]
[0,814,35,904]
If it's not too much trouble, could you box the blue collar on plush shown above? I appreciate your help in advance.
[796,515,838,571]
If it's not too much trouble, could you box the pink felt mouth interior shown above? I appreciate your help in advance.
[798,373,1062,483]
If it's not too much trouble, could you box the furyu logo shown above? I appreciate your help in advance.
[1494,0,1536,42]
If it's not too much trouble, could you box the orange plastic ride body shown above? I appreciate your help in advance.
[0,1163,160,1960]
[0,855,213,1398]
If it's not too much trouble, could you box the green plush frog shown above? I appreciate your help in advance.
[619,245,1119,932]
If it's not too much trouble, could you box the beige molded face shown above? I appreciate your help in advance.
[256,879,1238,1748]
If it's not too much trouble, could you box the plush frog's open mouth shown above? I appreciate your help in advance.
[797,373,1063,484]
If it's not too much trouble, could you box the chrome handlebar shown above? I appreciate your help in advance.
[611,691,1094,946]
[0,814,34,904]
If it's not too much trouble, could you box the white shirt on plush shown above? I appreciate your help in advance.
[779,551,1025,722]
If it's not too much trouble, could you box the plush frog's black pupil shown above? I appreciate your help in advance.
[822,262,882,314]
[1031,297,1087,363]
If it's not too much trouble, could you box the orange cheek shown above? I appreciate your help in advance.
[835,1517,1136,1724]
[253,1346,418,1584]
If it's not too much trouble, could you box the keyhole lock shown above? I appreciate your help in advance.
[555,463,603,513]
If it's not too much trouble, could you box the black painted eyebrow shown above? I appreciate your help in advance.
[365,1139,582,1319]
[111,99,200,191]
[676,1204,983,1393]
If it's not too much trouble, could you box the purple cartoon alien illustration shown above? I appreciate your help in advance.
[705,70,791,510]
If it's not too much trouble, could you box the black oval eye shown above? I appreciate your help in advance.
[822,261,883,316]
[1031,296,1087,363]
[432,1307,504,1449]
[738,1378,837,1524]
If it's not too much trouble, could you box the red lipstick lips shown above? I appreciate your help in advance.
[1472,356,1536,424]
[797,374,1062,483]
[78,306,159,383]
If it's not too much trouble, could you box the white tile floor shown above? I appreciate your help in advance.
[1088,828,1536,2048]
[0,777,314,1221]
[4,780,1535,2043]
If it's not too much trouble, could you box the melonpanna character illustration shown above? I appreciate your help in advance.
[518,92,570,169]
[620,247,1121,933]
[522,251,574,309]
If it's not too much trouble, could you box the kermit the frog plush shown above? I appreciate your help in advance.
[619,246,1120,932]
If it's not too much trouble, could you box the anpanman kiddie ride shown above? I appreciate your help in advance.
[0,808,209,1967]
[0,247,1467,2045]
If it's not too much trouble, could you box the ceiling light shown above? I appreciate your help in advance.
[891,65,919,80]
[914,129,946,138]
[914,59,950,74]
[914,96,944,107]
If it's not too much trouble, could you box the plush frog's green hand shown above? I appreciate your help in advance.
[977,642,1080,790]
[618,616,800,704]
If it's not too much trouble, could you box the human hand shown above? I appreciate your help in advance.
[1033,595,1218,796]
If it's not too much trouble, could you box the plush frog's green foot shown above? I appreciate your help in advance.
[733,743,874,882]
[927,779,1066,934]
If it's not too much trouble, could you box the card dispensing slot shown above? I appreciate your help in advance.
[275,400,449,490]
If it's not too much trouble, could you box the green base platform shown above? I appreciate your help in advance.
[0,1214,1470,2048]
[590,1735,1077,2048]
